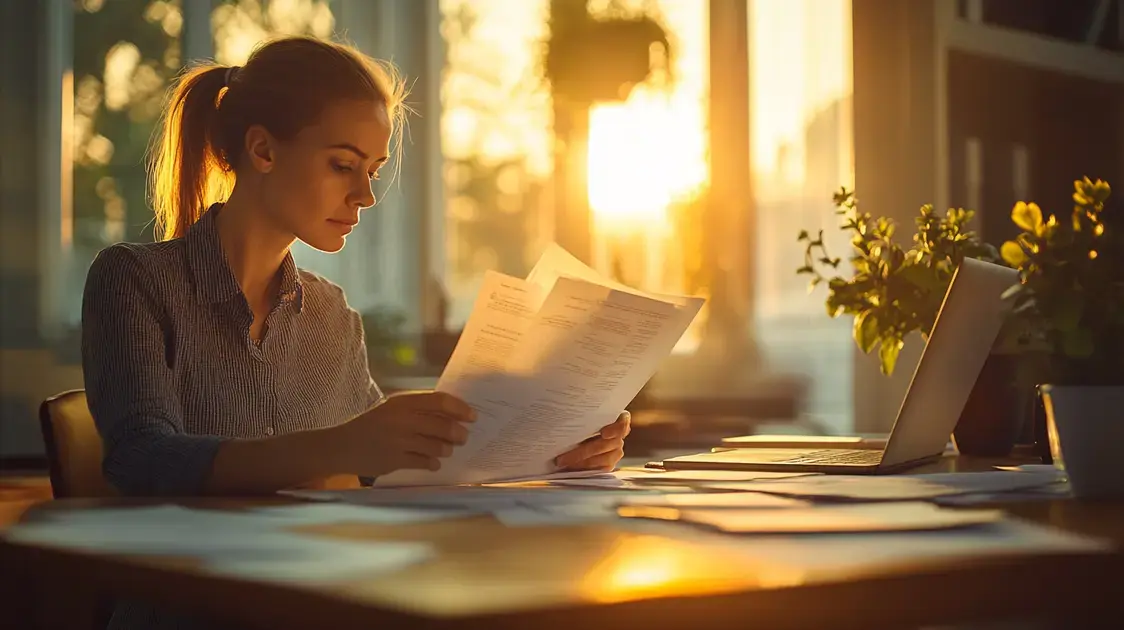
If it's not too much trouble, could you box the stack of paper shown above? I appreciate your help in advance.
[377,244,705,487]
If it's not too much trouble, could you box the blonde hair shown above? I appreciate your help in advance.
[147,36,408,241]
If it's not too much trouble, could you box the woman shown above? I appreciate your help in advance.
[83,35,629,499]
[83,34,630,630]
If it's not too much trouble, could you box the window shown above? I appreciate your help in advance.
[440,0,709,348]
[59,0,184,330]
[439,0,554,328]
[750,0,855,432]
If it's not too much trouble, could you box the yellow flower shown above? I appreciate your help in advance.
[1001,241,1027,267]
[1011,201,1044,234]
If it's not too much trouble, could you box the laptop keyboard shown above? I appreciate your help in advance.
[781,449,884,466]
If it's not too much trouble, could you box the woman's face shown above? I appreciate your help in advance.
[257,98,392,253]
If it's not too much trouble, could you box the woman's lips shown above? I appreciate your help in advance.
[328,218,358,233]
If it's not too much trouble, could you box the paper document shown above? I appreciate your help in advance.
[618,492,810,509]
[3,504,433,583]
[624,470,820,484]
[378,245,704,486]
[704,471,1065,501]
[618,501,1004,534]
[690,519,1111,581]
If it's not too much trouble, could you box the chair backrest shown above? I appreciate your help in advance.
[38,390,117,498]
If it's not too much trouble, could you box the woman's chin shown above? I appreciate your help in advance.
[300,233,348,254]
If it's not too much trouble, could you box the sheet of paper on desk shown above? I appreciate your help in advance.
[205,536,433,583]
[546,469,816,490]
[247,502,476,526]
[618,501,1004,533]
[703,470,1065,500]
[3,504,433,582]
[626,469,820,484]
[289,485,651,515]
[687,519,1113,580]
[618,492,810,509]
[377,246,704,488]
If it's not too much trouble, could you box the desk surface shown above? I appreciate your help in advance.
[3,457,1123,630]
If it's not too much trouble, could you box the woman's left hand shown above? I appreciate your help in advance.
[554,411,631,472]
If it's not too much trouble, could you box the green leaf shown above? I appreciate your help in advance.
[826,294,844,318]
[853,311,879,354]
[897,263,945,295]
[1000,282,1023,301]
[879,337,904,376]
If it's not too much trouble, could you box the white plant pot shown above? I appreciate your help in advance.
[1040,384,1124,499]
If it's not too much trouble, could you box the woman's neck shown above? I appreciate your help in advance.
[215,185,295,309]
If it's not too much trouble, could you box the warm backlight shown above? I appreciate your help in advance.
[586,88,707,232]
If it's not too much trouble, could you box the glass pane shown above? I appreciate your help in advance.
[440,0,708,354]
[439,0,554,328]
[750,0,855,432]
[585,0,709,354]
[69,0,184,325]
[211,0,335,65]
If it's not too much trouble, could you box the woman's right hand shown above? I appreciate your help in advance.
[336,390,477,477]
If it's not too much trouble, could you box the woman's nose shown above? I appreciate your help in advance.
[355,180,376,209]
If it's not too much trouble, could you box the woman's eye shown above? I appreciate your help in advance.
[332,162,353,173]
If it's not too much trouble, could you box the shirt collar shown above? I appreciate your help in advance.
[185,204,304,313]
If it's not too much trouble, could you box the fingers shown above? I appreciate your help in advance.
[599,411,632,440]
[418,391,476,421]
[598,412,631,440]
[557,445,623,472]
[402,433,455,459]
[397,452,441,471]
[575,450,623,472]
[412,413,471,445]
[555,436,624,469]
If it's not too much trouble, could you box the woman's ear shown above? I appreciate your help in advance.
[243,124,276,174]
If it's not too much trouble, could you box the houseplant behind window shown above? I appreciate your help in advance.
[1001,177,1124,498]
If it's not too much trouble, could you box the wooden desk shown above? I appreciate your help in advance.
[2,458,1122,630]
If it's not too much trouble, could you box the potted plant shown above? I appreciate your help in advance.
[1000,177,1124,498]
[798,189,1029,455]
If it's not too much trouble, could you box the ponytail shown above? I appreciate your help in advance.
[147,64,233,241]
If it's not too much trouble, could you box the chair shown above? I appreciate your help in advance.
[38,390,117,499]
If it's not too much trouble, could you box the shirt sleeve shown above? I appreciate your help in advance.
[81,245,226,497]
[348,308,386,410]
[347,308,383,488]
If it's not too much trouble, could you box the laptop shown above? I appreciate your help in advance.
[662,257,1019,475]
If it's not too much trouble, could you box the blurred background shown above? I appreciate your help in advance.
[1,0,1122,467]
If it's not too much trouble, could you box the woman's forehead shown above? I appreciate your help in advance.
[303,99,391,153]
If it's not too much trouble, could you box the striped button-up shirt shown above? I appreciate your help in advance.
[81,204,383,628]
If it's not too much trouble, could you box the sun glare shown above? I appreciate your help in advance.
[587,88,708,233]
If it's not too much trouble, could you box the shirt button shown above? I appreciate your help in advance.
[264,426,275,436]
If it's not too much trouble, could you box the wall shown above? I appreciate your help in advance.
[0,2,71,461]
[851,0,940,433]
